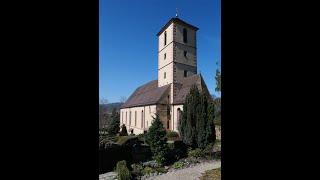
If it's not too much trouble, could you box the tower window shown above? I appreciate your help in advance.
[184,70,187,77]
[164,53,166,60]
[184,51,187,58]
[164,72,166,79]
[183,28,188,43]
[164,31,167,45]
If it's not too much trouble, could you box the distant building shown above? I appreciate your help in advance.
[120,17,211,134]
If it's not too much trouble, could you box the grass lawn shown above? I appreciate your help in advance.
[200,168,221,180]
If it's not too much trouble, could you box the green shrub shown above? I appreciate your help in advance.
[154,153,166,166]
[172,161,184,169]
[116,136,137,146]
[202,143,214,157]
[142,166,154,175]
[137,133,145,142]
[168,142,175,149]
[131,163,143,177]
[155,167,167,173]
[116,160,131,180]
[188,148,204,158]
[214,151,221,159]
[167,131,179,139]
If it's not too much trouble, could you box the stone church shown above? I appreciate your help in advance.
[120,17,211,135]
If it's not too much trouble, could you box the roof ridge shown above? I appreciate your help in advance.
[132,83,169,97]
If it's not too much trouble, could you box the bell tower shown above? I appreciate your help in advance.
[157,17,199,103]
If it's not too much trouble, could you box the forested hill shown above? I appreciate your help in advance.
[100,102,123,113]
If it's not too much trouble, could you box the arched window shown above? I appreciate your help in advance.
[183,28,188,43]
[135,111,137,127]
[164,72,166,79]
[126,111,127,124]
[141,110,144,128]
[129,111,131,126]
[121,112,123,124]
[164,31,167,45]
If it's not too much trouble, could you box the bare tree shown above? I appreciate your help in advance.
[99,98,108,130]
[120,96,127,103]
[100,98,108,105]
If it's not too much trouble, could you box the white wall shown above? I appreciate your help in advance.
[120,105,157,135]
[171,105,183,132]
[158,23,174,51]
[158,23,174,87]
[158,63,173,87]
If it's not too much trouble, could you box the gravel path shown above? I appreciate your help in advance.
[146,160,221,180]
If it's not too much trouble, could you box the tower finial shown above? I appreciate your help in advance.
[176,8,178,17]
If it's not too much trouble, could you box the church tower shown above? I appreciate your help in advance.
[157,17,199,103]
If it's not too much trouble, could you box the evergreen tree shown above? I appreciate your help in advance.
[215,69,221,92]
[107,108,120,136]
[180,85,216,148]
[179,85,200,147]
[119,124,128,136]
[145,114,169,165]
[206,102,216,144]
[196,92,209,148]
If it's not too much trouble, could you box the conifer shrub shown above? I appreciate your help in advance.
[166,131,179,140]
[145,114,169,165]
[119,124,128,136]
[179,85,216,148]
[116,160,131,180]
[107,108,120,136]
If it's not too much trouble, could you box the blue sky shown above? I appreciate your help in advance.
[100,0,220,103]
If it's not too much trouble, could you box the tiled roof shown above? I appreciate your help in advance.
[121,80,170,108]
[121,74,211,108]
[173,74,211,104]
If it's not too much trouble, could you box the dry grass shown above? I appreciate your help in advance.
[200,168,221,180]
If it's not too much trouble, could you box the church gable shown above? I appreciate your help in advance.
[173,74,211,104]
